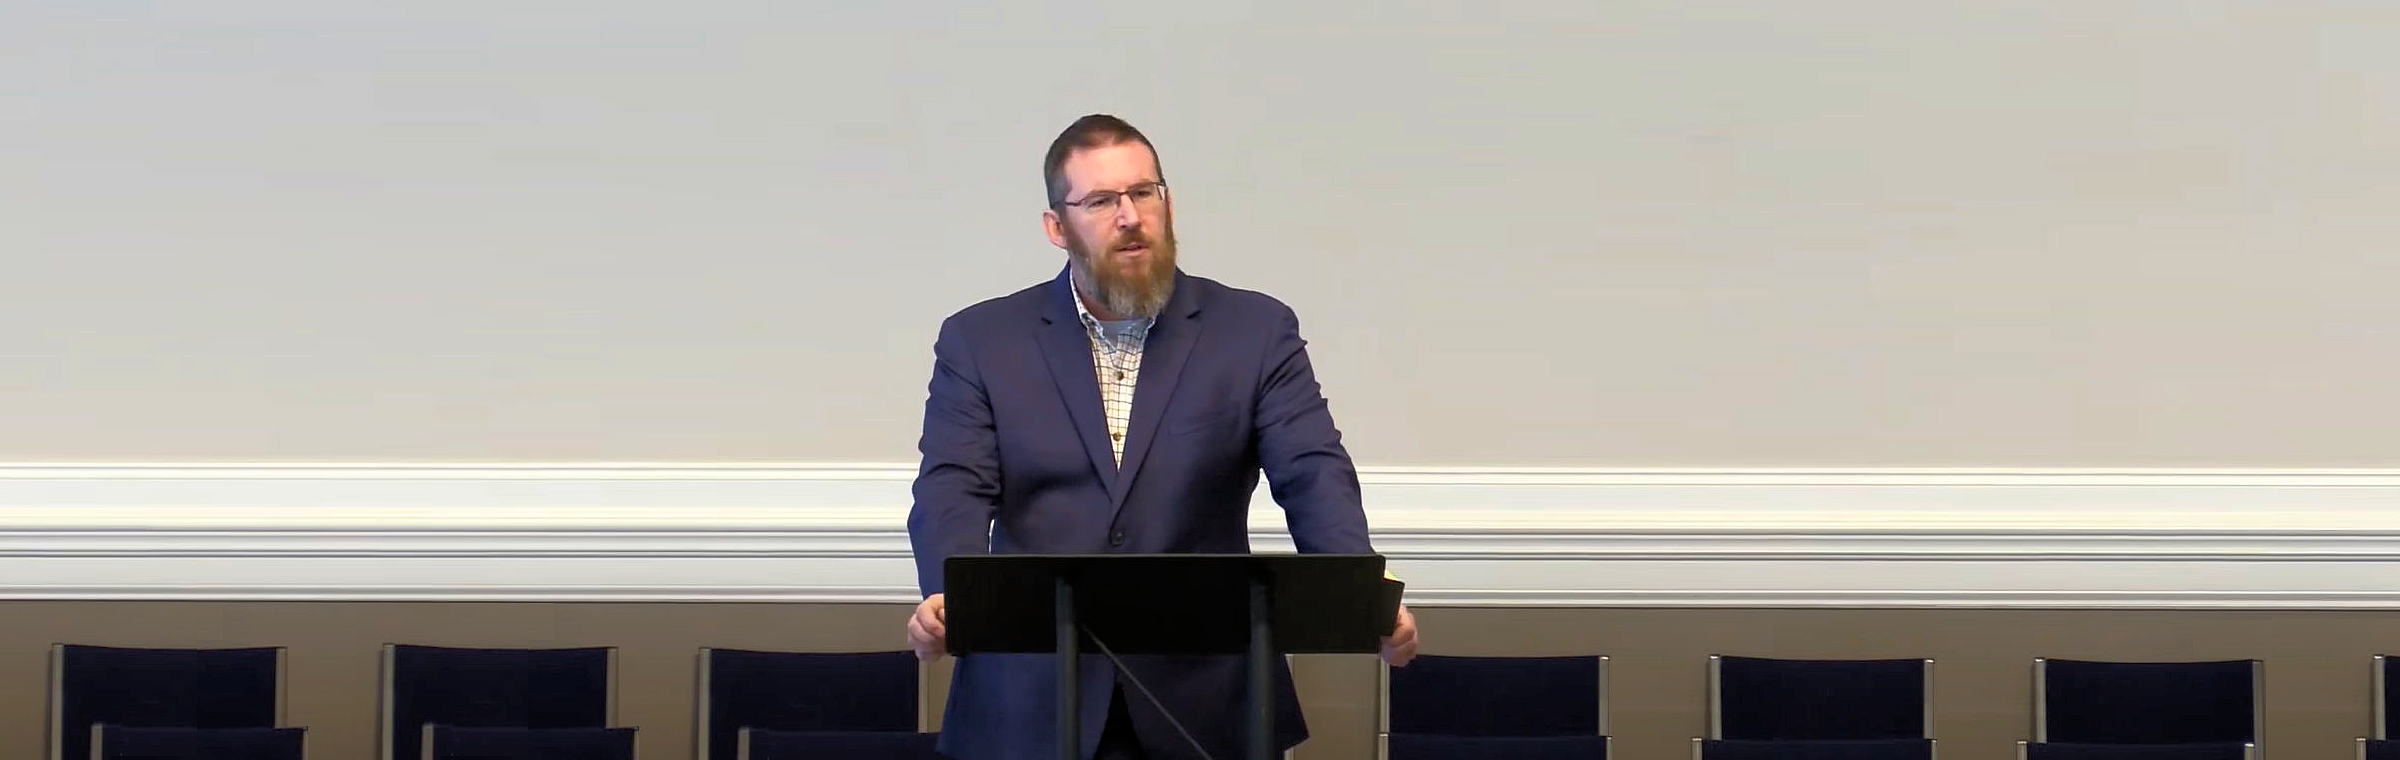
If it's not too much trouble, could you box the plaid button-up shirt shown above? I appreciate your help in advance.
[1070,280,1153,466]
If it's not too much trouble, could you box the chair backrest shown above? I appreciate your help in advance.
[2034,658,2260,743]
[382,645,616,760]
[2018,741,2255,760]
[697,649,919,760]
[737,728,943,760]
[1710,656,1932,740]
[1383,655,1606,737]
[2361,737,2400,760]
[51,644,285,760]
[92,725,305,760]
[1693,738,1935,760]
[1385,733,1609,760]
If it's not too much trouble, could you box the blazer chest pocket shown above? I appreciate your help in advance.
[1165,404,1240,436]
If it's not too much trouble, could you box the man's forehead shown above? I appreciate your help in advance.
[1061,142,1161,189]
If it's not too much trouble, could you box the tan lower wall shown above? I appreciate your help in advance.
[3,603,2396,760]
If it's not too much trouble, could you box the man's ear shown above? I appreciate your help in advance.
[1042,208,1068,250]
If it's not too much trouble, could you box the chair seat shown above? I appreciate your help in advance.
[93,725,304,760]
[741,729,943,760]
[1698,738,1934,760]
[423,725,635,760]
[2022,741,2254,760]
[1387,733,1608,760]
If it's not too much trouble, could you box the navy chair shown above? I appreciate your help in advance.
[380,645,616,760]
[1383,655,1608,759]
[50,644,285,760]
[1709,655,1932,740]
[2019,741,2255,760]
[1387,733,1608,760]
[1695,738,1935,760]
[422,725,635,760]
[2034,659,2260,744]
[696,649,919,760]
[91,725,305,760]
[2357,656,2400,759]
[739,728,943,760]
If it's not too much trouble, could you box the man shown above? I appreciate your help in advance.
[905,114,1418,760]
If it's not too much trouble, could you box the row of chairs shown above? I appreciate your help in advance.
[56,643,2400,760]
[52,644,939,760]
[1380,654,2400,759]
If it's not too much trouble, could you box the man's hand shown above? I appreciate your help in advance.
[908,593,948,662]
[1380,604,1418,667]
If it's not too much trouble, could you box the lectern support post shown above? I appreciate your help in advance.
[1056,577,1078,760]
[1245,575,1273,760]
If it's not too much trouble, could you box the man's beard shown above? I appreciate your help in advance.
[1067,224,1177,319]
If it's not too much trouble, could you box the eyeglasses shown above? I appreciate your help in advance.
[1059,182,1169,216]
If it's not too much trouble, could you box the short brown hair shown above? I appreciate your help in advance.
[1043,114,1163,207]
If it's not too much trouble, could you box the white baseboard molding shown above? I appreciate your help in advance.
[3,463,2397,608]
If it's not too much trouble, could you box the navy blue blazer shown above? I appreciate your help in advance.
[908,267,1374,760]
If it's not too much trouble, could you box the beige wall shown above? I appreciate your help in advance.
[5,1,2396,467]
[8,602,2400,760]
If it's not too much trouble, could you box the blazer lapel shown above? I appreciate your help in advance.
[1036,271,1118,493]
[1108,273,1203,509]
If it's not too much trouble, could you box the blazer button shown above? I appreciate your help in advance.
[1109,530,1127,547]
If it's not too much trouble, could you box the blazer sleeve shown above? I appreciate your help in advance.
[906,314,1001,596]
[1252,304,1374,555]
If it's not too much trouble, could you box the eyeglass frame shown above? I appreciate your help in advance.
[1055,181,1170,216]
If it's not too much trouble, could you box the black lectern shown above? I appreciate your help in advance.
[945,554,1399,760]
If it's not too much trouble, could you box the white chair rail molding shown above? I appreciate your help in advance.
[2,463,2397,608]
